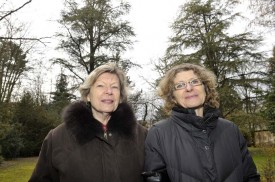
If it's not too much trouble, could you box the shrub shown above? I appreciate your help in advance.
[260,147,275,182]
[0,155,3,165]
[0,124,24,159]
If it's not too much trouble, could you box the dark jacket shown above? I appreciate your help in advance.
[29,101,147,182]
[144,106,260,182]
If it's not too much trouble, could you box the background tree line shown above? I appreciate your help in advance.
[0,0,274,160]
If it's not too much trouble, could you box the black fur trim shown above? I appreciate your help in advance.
[62,101,137,144]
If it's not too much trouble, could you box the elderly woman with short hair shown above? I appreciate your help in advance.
[29,63,147,182]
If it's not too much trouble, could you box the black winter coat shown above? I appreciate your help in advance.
[29,101,147,182]
[144,106,260,182]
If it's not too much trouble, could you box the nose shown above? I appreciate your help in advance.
[105,87,113,94]
[185,83,193,91]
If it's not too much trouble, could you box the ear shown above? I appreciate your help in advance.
[86,95,90,102]
[171,95,177,104]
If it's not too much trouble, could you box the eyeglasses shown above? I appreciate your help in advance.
[174,78,202,90]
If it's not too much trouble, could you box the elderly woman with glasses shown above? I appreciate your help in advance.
[143,63,260,182]
[29,63,147,182]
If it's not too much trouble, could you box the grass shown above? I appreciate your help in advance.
[0,157,37,182]
[249,147,275,182]
[249,147,275,166]
[0,147,274,182]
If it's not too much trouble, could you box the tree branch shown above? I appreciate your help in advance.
[0,0,32,21]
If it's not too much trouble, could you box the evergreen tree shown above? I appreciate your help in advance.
[264,47,275,133]
[157,0,266,116]
[50,73,75,117]
[51,73,74,105]
[155,0,267,145]
[13,91,55,156]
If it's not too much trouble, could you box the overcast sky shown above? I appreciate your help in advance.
[10,0,184,91]
[8,0,275,93]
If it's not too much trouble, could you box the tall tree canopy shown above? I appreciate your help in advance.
[55,0,136,83]
[245,0,275,29]
[157,0,266,117]
[0,40,28,103]
[264,47,275,133]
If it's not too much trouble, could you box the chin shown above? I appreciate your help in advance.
[186,104,202,108]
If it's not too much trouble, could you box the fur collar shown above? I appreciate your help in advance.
[62,101,137,144]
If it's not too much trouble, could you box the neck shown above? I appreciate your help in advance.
[195,107,204,117]
[92,110,111,125]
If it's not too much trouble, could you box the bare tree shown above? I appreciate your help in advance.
[0,0,49,43]
[0,0,32,22]
[236,0,275,30]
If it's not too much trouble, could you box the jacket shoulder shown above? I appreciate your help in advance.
[135,123,148,139]
[146,118,173,138]
[48,123,76,149]
[152,118,172,129]
[217,117,239,130]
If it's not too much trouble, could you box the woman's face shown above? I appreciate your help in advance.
[173,70,206,110]
[87,72,121,115]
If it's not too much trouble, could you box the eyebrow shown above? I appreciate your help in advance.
[175,78,199,83]
[95,80,120,85]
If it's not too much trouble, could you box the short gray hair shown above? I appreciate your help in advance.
[79,63,128,103]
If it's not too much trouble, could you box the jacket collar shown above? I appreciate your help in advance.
[171,105,221,130]
[62,101,137,144]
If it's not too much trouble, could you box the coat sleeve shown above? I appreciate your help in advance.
[237,127,260,182]
[144,126,166,172]
[29,130,59,182]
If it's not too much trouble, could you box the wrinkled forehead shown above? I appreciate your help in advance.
[92,72,120,85]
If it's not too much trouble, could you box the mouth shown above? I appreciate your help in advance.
[101,99,114,103]
[185,95,197,99]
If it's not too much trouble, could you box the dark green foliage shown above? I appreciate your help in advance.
[0,124,23,159]
[12,92,56,156]
[0,155,3,165]
[49,73,75,125]
[263,47,275,133]
[227,111,267,146]
[50,73,74,118]
[51,73,74,104]
[0,104,24,159]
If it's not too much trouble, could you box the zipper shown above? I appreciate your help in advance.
[103,131,108,139]
[102,124,108,140]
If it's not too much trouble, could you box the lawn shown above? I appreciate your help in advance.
[0,157,37,182]
[249,147,275,182]
[0,148,274,182]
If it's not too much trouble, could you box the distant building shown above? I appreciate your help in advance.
[255,130,275,147]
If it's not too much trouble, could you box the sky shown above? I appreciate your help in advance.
[9,0,184,92]
[6,0,275,93]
